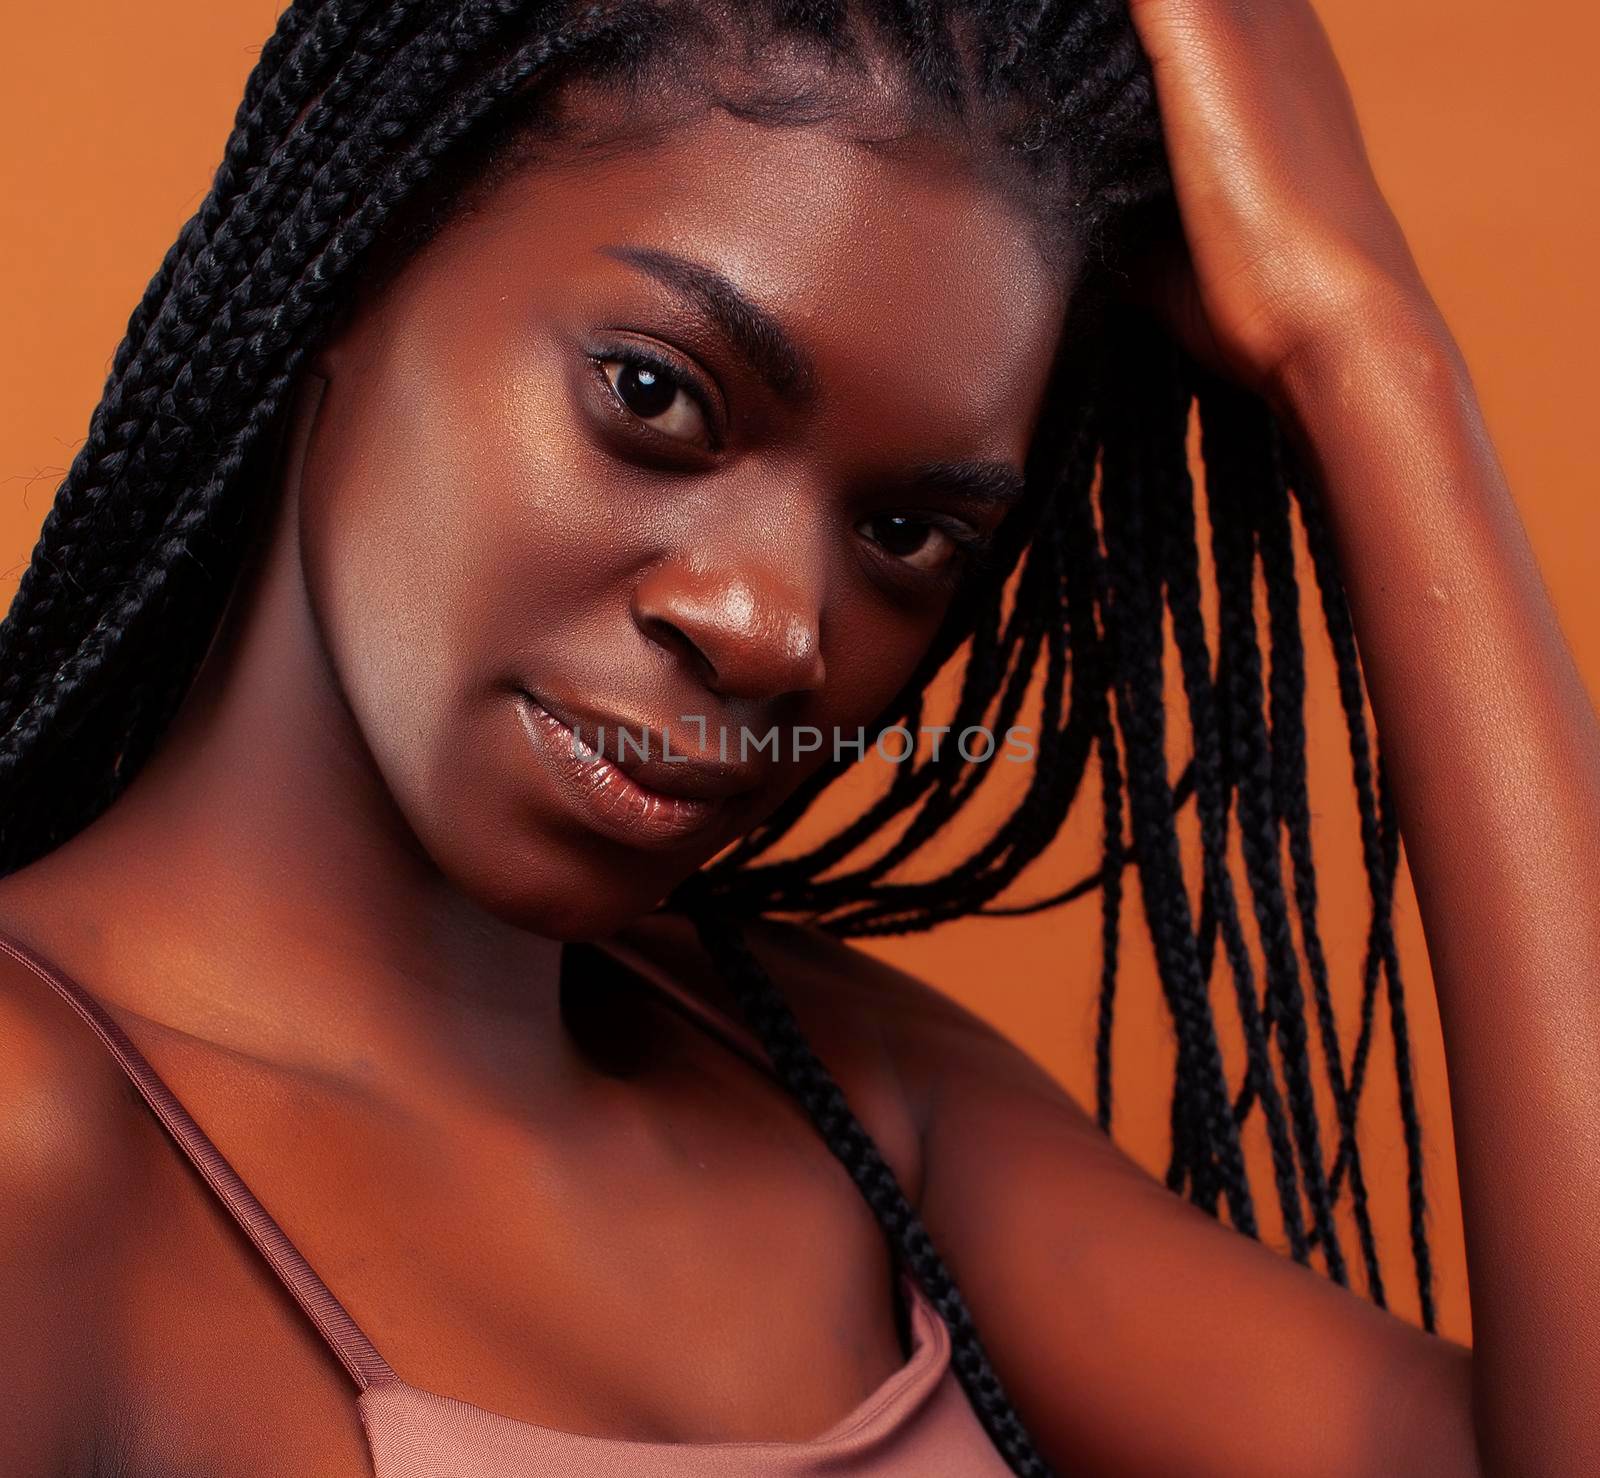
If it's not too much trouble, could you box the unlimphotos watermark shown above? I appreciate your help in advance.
[568,716,1038,766]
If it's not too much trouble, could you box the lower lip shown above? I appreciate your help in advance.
[515,692,732,850]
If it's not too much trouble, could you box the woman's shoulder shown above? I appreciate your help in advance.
[0,929,156,1232]
[0,933,153,1468]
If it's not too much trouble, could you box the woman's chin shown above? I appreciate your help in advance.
[422,831,687,942]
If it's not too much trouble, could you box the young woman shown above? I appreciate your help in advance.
[1,1,1594,1474]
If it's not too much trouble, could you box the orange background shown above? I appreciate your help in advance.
[4,2,1597,1346]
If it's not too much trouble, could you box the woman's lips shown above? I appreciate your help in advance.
[514,691,736,850]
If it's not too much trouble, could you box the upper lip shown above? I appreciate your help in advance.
[523,690,767,803]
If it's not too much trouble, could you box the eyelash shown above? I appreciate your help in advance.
[587,342,722,449]
[863,513,1004,589]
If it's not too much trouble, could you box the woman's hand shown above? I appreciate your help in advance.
[1121,0,1448,403]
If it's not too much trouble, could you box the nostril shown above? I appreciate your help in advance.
[638,613,718,689]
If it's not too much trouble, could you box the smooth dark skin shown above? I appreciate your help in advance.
[3,3,1598,1474]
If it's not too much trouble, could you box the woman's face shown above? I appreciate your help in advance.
[296,87,1068,938]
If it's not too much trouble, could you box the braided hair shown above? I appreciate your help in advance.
[0,3,1435,1472]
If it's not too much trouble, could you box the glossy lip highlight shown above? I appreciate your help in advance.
[514,690,746,850]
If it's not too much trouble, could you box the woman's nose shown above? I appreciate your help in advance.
[630,545,827,703]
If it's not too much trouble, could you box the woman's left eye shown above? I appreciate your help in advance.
[598,354,712,447]
[859,513,967,574]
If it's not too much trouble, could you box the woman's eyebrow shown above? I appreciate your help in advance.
[599,244,819,401]
[910,459,1027,505]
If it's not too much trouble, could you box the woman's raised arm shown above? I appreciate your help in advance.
[924,2,1600,1472]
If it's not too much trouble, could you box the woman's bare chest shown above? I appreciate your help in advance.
[98,1032,916,1477]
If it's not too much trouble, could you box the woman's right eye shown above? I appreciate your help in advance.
[597,353,713,450]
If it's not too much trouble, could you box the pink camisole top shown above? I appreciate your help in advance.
[0,927,1017,1477]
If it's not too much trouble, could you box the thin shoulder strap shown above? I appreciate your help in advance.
[582,934,778,1083]
[0,929,396,1392]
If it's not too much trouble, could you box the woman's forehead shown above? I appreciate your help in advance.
[423,104,1069,403]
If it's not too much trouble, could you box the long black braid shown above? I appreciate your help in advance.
[1,2,1439,1471]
